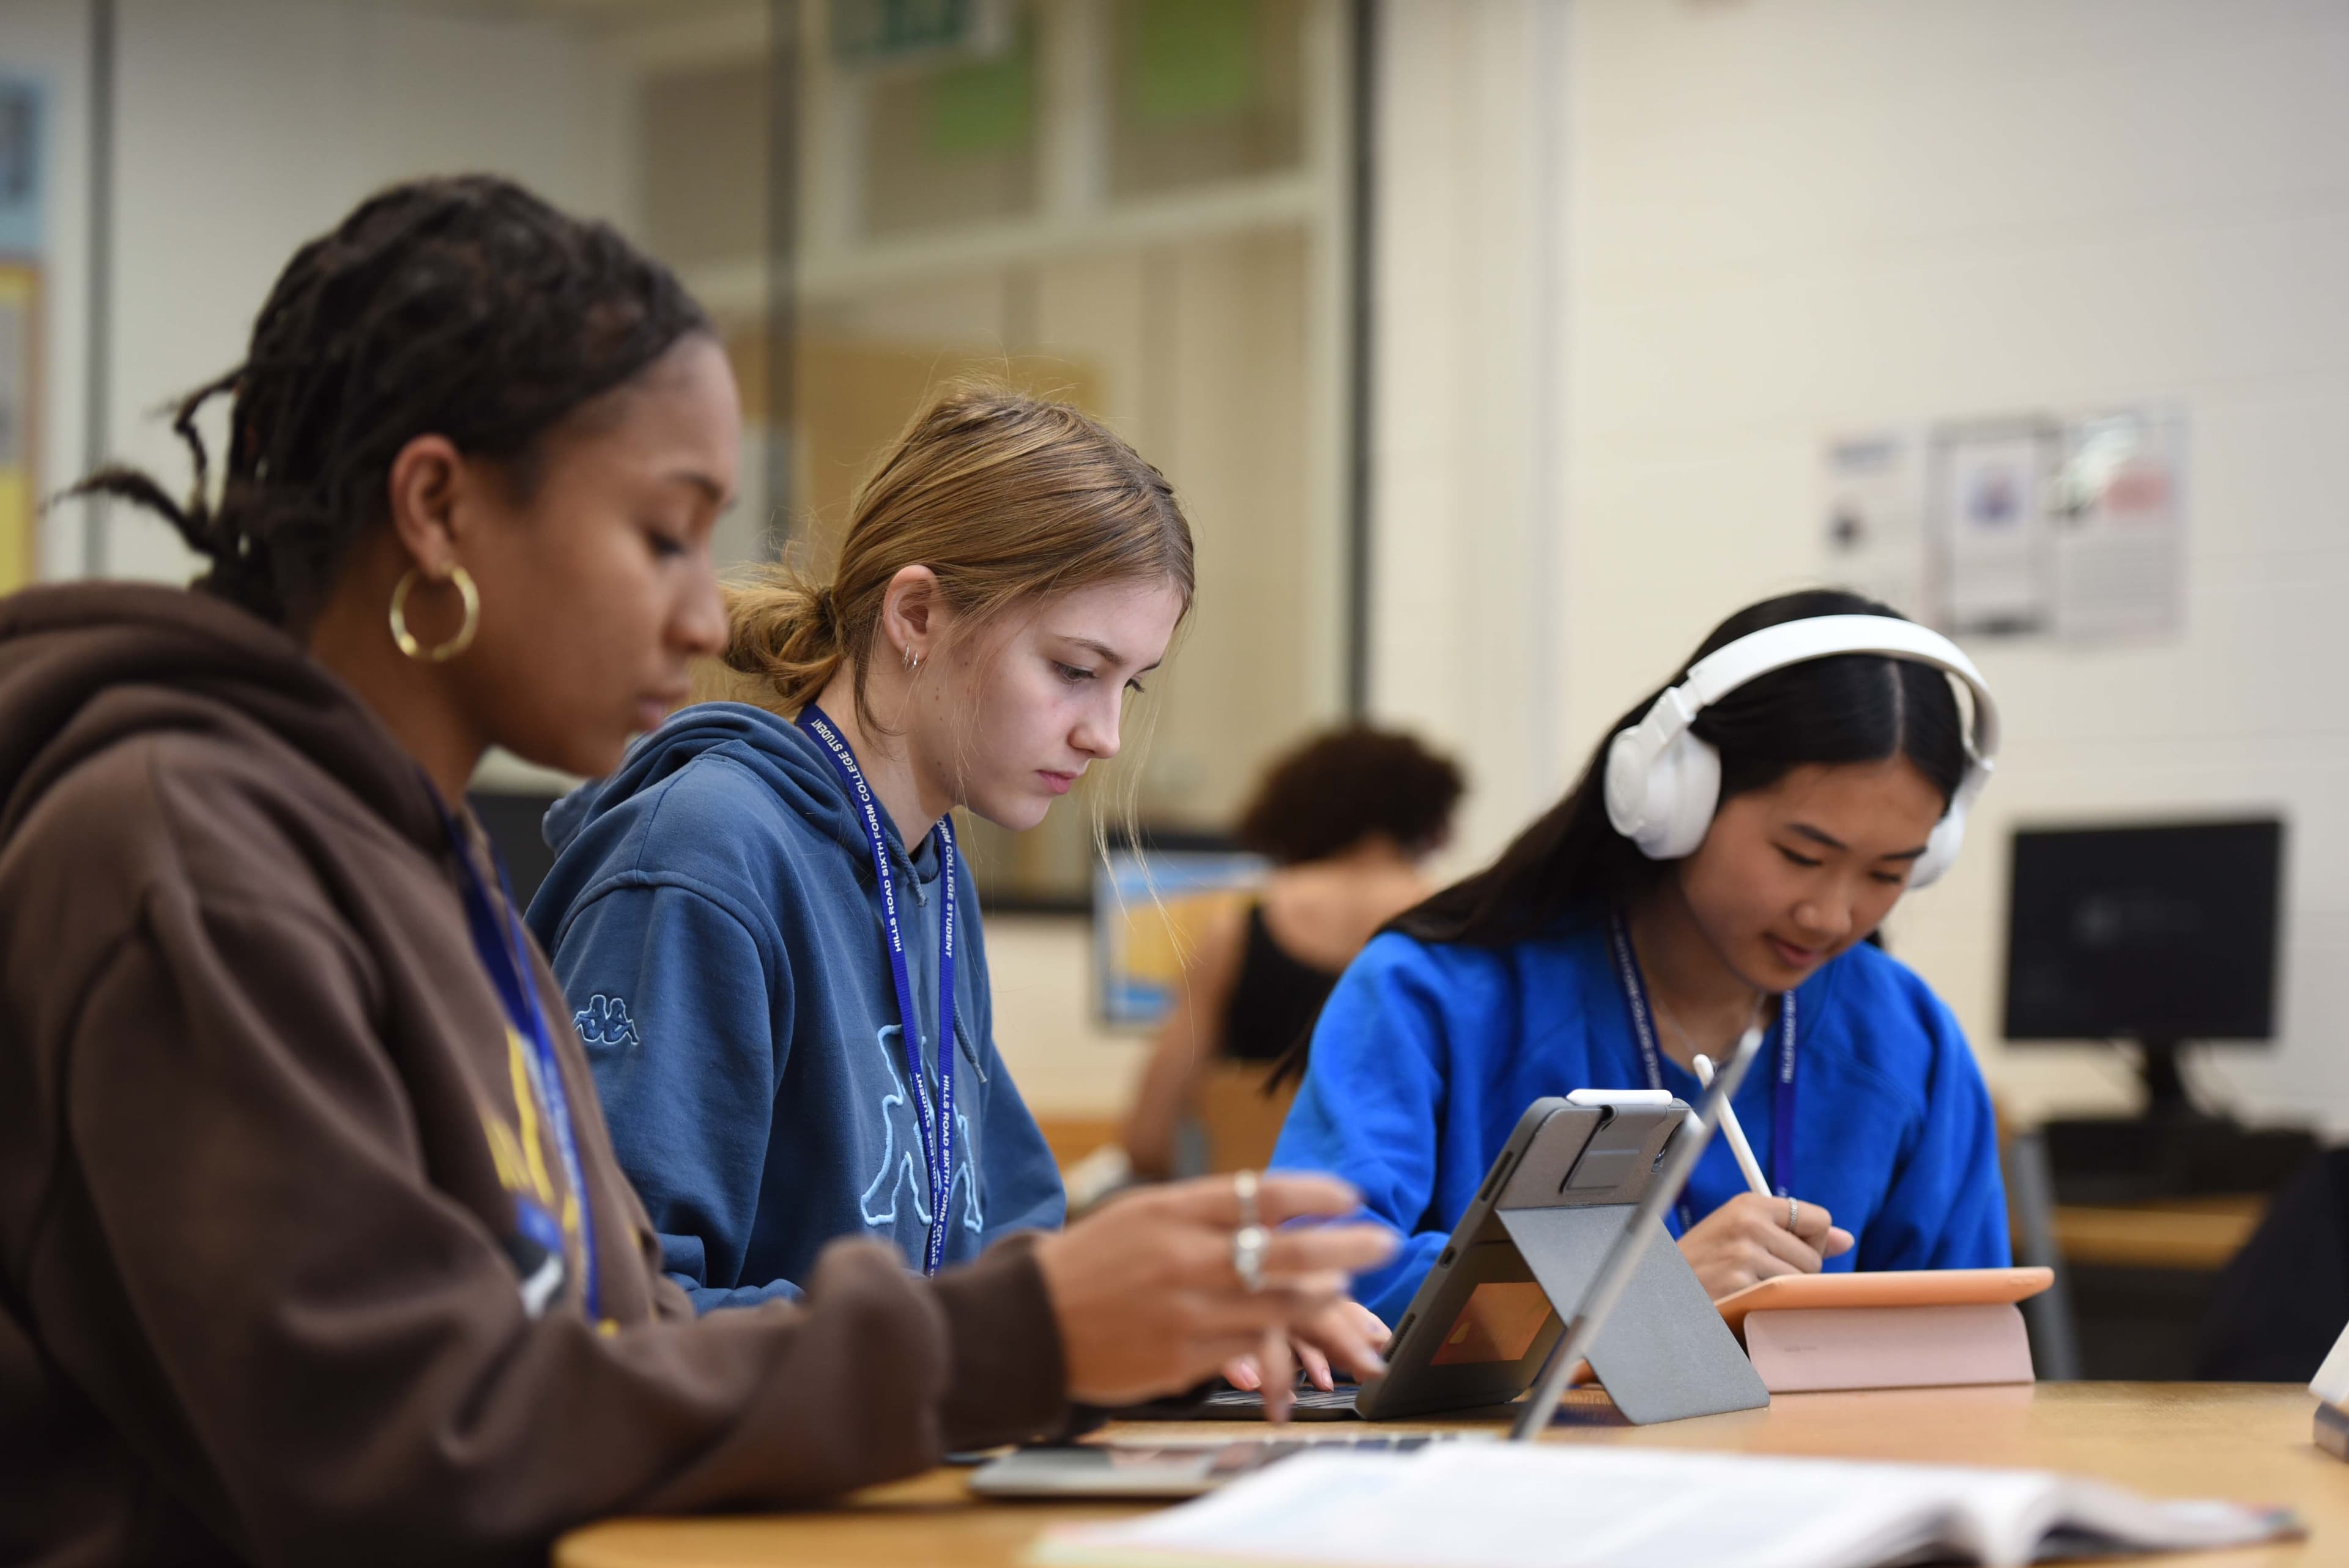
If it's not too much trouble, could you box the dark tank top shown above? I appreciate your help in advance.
[1220,901,1345,1063]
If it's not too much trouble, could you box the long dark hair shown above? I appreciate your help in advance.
[65,174,710,628]
[1392,588,1969,949]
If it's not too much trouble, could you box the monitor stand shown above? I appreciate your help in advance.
[2136,1038,2207,1122]
[2042,1038,2316,1203]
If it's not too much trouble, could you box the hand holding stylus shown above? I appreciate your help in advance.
[1683,1054,1854,1298]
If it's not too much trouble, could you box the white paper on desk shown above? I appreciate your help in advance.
[1030,1443,2297,1568]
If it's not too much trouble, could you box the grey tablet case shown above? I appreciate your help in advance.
[1357,1096,1768,1425]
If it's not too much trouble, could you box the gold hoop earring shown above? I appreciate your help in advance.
[389,565,480,663]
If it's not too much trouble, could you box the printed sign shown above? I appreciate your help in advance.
[0,78,44,256]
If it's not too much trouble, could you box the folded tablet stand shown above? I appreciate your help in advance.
[1353,1096,1768,1426]
[1496,1205,1768,1423]
[1488,1122,1770,1425]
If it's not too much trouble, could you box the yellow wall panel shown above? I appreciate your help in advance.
[0,262,39,593]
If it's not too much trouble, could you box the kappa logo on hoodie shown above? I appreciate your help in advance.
[856,1024,982,1238]
[573,994,640,1050]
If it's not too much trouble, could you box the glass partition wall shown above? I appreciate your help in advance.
[313,0,1361,908]
[633,0,1359,906]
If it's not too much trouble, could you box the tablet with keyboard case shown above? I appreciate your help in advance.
[1102,1091,1759,1425]
[976,1057,1775,1496]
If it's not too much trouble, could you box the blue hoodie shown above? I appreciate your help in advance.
[1269,916,2009,1326]
[524,702,1065,1311]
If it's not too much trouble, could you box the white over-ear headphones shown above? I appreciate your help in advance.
[1602,614,2000,889]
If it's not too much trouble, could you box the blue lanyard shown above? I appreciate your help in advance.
[796,704,959,1276]
[1606,911,1797,1232]
[437,795,598,1320]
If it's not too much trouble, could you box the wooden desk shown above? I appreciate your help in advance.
[555,1383,2335,1567]
[1031,1117,1121,1175]
[2053,1196,2266,1270]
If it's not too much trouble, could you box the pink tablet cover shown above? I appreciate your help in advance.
[1742,1302,2036,1392]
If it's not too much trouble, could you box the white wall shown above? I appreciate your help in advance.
[1365,0,1572,871]
[10,0,640,584]
[985,915,1148,1119]
[1375,0,2349,1130]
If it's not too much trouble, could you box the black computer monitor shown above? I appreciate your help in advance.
[2004,818,2284,1118]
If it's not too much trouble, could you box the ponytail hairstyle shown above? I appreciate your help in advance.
[64,174,710,627]
[718,387,1195,732]
[1392,588,1970,949]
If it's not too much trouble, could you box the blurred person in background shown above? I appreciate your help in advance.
[1120,726,1464,1183]
[0,175,1393,1566]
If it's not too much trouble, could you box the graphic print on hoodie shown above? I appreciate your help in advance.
[525,702,1065,1310]
[0,585,1076,1565]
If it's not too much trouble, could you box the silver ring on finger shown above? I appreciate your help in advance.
[1233,1167,1261,1233]
[1232,1222,1269,1293]
[1787,1196,1800,1231]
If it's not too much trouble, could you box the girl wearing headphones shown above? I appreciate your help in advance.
[1271,589,2010,1321]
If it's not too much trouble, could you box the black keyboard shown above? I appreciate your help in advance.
[1112,1382,1364,1421]
[1199,1385,1360,1415]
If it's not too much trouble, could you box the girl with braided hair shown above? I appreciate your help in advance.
[0,176,1390,1566]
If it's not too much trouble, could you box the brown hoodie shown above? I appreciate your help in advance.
[0,582,1067,1567]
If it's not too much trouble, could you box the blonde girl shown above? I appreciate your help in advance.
[527,390,1197,1302]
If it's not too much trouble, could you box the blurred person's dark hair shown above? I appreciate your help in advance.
[1235,726,1464,867]
[65,174,710,628]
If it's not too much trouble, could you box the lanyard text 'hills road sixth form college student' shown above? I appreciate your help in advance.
[797,703,960,1276]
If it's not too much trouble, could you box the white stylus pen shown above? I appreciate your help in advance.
[1693,1053,1772,1198]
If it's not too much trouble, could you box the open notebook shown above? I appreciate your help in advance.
[1032,1442,2298,1568]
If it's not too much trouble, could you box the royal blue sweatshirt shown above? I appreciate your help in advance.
[1269,916,2009,1325]
[524,702,1065,1311]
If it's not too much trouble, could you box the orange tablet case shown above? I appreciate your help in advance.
[1713,1266,2054,1333]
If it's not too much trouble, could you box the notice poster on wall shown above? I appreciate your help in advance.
[1827,408,2187,645]
[2049,407,2186,643]
[1821,429,1928,619]
[0,76,42,255]
[1929,420,2058,637]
